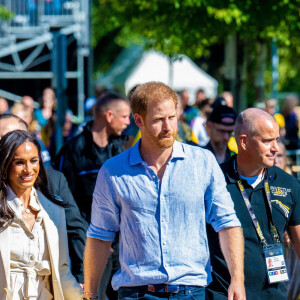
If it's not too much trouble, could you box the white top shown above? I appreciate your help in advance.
[191,115,210,146]
[7,187,53,300]
[240,173,264,188]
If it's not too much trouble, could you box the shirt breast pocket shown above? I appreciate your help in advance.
[117,179,158,215]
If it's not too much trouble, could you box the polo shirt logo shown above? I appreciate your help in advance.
[270,186,291,197]
[271,199,290,218]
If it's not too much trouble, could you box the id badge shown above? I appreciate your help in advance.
[263,243,288,283]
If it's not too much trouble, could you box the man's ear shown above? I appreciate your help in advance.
[205,121,212,137]
[134,113,144,128]
[105,110,113,123]
[240,134,247,150]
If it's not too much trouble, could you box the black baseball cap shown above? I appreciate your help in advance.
[208,105,237,126]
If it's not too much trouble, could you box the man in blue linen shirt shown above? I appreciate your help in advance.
[84,82,245,300]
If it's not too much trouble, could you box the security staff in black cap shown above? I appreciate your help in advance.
[206,108,300,300]
[204,105,237,164]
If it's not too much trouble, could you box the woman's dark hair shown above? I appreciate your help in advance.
[0,130,55,227]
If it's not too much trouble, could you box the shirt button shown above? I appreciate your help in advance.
[163,242,166,245]
[162,219,165,223]
[30,235,34,240]
[30,255,35,260]
[161,197,164,201]
[36,217,41,222]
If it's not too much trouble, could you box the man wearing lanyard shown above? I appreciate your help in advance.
[207,108,300,300]
[83,82,245,300]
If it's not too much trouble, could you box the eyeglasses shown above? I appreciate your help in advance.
[215,129,233,135]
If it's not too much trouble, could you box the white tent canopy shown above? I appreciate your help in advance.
[125,51,218,102]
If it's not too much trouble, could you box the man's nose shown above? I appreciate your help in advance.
[163,120,171,131]
[272,140,279,152]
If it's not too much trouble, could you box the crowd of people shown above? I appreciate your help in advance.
[0,82,300,300]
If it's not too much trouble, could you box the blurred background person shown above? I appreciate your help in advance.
[0,130,82,299]
[274,140,292,174]
[21,95,35,114]
[177,89,195,124]
[176,97,199,145]
[204,105,237,164]
[195,88,206,105]
[190,99,211,146]
[281,94,299,150]
[220,91,234,108]
[264,98,286,139]
[39,87,56,117]
[11,103,35,131]
[183,88,207,123]
[10,104,50,168]
[34,87,57,150]
[49,109,78,160]
[0,97,9,114]
[264,98,277,115]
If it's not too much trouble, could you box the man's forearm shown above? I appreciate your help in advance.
[84,237,112,295]
[219,226,244,281]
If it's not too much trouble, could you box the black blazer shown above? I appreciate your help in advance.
[46,167,88,283]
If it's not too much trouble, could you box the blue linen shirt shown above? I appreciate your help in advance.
[87,140,241,290]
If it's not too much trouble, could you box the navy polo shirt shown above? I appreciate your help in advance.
[206,155,300,300]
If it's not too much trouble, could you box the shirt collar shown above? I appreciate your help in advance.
[129,139,144,166]
[225,155,277,184]
[8,186,41,214]
[129,139,186,166]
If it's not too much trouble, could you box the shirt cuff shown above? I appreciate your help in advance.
[288,218,300,226]
[86,223,116,241]
[212,216,241,233]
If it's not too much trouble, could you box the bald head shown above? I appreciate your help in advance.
[235,108,278,141]
[235,108,280,175]
[0,114,28,138]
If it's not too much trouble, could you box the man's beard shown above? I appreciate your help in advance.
[145,126,177,149]
[214,140,228,151]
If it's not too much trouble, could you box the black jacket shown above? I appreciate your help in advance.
[53,121,128,223]
[46,167,88,283]
[203,141,233,164]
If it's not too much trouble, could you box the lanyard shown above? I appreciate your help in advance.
[234,161,280,246]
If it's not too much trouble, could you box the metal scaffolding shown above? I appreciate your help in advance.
[0,0,91,151]
[0,0,90,120]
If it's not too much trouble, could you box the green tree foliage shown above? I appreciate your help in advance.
[93,0,300,92]
[0,5,14,20]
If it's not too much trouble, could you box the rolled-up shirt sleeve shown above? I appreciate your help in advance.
[204,152,241,232]
[87,164,120,241]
